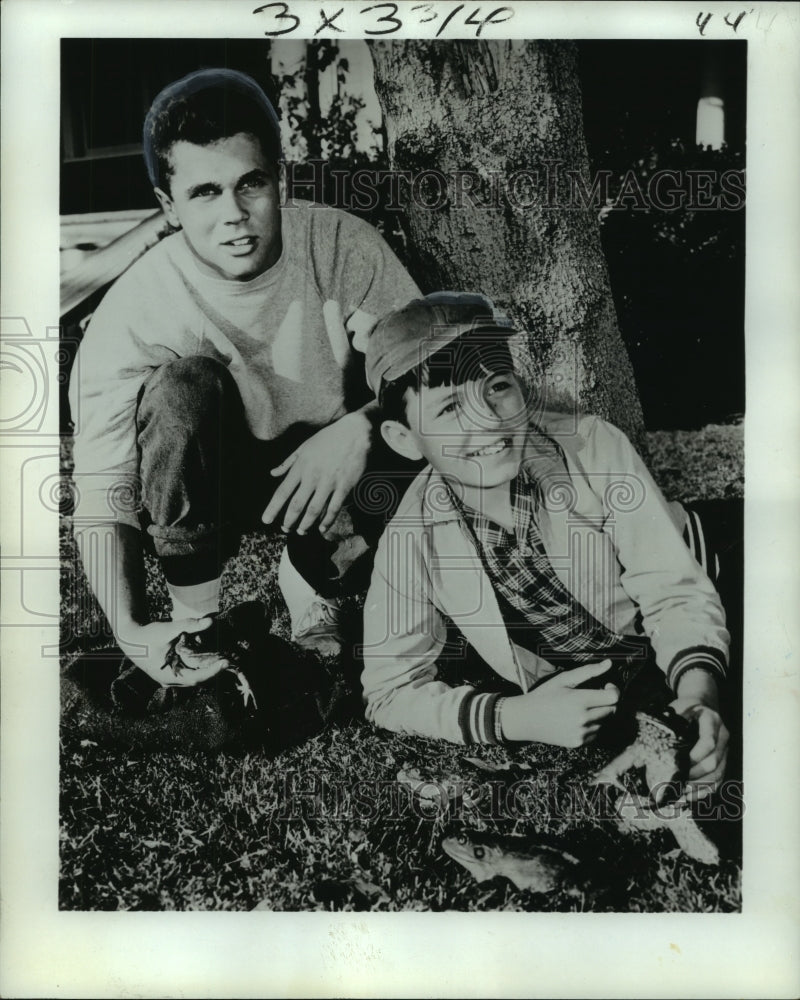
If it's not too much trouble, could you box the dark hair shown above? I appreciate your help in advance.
[378,332,516,426]
[144,71,282,193]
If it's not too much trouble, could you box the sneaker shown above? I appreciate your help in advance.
[291,598,343,657]
[278,546,343,656]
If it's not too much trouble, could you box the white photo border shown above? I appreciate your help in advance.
[1,1,799,997]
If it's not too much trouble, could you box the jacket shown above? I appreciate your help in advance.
[361,411,729,744]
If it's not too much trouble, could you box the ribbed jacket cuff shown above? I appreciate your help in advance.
[667,646,727,692]
[458,691,503,745]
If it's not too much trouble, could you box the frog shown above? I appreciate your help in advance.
[99,600,335,751]
[162,610,258,708]
[442,831,583,895]
[591,705,697,806]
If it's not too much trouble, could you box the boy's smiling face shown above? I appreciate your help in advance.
[154,131,282,281]
[384,369,529,498]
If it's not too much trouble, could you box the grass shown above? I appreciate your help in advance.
[59,424,744,912]
[645,420,744,502]
[59,729,743,913]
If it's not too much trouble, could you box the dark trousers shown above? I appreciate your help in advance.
[135,356,421,595]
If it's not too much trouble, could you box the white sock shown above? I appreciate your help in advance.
[167,577,222,621]
[278,546,336,631]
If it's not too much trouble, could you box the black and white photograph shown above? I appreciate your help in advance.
[1,1,799,997]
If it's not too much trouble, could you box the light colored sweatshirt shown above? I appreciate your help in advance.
[69,201,420,529]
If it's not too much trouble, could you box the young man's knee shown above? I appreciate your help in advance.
[138,356,239,432]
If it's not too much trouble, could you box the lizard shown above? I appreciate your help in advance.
[613,792,720,865]
[591,706,720,864]
[591,706,697,806]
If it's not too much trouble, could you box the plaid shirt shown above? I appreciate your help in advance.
[453,468,627,668]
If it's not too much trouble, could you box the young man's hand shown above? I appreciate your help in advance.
[670,669,729,801]
[262,410,372,535]
[116,617,219,687]
[500,659,619,747]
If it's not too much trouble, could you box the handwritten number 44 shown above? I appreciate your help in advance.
[696,11,751,35]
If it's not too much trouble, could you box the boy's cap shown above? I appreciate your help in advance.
[366,292,516,393]
[143,68,282,187]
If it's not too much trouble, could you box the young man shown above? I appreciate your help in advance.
[69,68,420,686]
[361,293,730,800]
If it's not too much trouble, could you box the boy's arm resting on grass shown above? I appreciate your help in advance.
[362,536,475,744]
[583,417,730,785]
[585,417,729,679]
[362,525,531,745]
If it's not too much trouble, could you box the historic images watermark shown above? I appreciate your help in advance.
[283,160,746,214]
[272,770,746,823]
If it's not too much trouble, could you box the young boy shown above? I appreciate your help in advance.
[69,68,420,684]
[361,293,730,799]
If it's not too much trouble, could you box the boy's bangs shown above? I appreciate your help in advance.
[422,332,514,390]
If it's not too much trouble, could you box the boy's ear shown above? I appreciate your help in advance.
[381,420,423,462]
[154,187,180,229]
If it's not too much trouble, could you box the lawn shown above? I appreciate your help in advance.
[59,423,744,912]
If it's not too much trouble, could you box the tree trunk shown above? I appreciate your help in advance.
[369,40,644,443]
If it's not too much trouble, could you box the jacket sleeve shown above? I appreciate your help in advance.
[583,417,730,689]
[361,525,501,744]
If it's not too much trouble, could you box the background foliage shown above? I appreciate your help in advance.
[277,40,746,430]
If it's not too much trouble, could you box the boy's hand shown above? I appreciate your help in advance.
[669,698,729,802]
[116,618,217,687]
[262,411,371,535]
[669,668,729,801]
[500,659,620,747]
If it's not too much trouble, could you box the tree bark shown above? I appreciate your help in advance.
[369,40,644,443]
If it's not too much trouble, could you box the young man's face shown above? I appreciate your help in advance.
[155,132,282,281]
[385,370,529,494]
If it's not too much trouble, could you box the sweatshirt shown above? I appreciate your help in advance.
[69,201,420,529]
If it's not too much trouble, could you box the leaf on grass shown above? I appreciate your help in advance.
[352,878,390,905]
[463,756,534,775]
[397,767,460,809]
[313,877,391,909]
